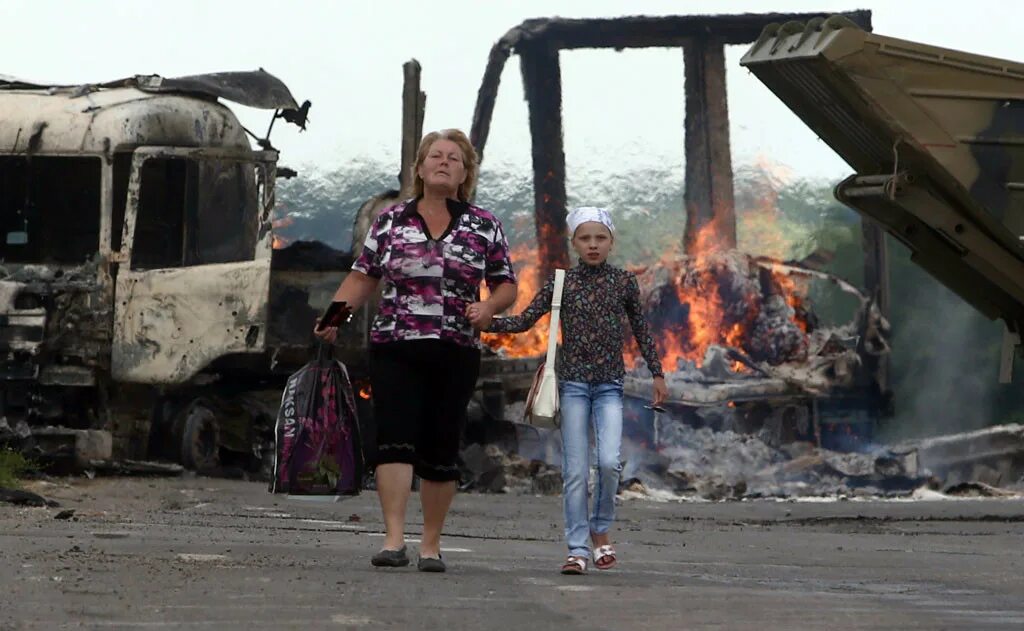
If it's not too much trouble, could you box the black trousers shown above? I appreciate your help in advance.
[369,339,480,482]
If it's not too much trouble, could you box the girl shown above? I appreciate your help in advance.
[480,206,667,575]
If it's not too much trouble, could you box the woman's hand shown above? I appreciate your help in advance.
[652,376,668,406]
[313,319,339,344]
[466,301,496,330]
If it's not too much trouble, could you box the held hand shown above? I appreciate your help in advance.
[466,301,496,330]
[312,318,339,344]
[652,376,668,406]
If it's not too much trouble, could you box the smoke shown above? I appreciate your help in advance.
[883,246,1003,440]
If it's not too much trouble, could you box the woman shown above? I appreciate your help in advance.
[485,207,667,575]
[315,129,517,572]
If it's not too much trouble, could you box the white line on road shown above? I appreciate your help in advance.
[362,534,472,552]
[299,519,366,530]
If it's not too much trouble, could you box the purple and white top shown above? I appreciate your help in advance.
[352,198,517,348]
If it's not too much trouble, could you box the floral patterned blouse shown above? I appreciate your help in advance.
[488,260,663,383]
[352,198,516,348]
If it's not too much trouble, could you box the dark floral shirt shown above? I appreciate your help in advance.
[488,261,663,383]
[352,198,516,348]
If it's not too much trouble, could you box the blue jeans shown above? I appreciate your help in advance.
[559,380,623,558]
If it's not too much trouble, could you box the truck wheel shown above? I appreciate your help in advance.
[178,399,220,474]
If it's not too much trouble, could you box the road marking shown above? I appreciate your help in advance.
[331,614,371,625]
[362,534,471,552]
[556,585,594,592]
[299,519,365,530]
[176,554,228,562]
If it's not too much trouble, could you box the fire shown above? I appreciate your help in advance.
[772,271,809,333]
[482,159,811,369]
[737,154,796,261]
[358,383,372,400]
[480,242,552,357]
[625,216,811,371]
[483,224,809,367]
[271,214,296,250]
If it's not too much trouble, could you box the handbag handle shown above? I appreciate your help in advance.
[543,269,566,377]
[312,342,336,365]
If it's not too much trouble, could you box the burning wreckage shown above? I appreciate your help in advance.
[460,11,1024,499]
[471,235,900,499]
[0,54,903,499]
[5,11,1024,502]
[472,246,1024,500]
[464,11,889,497]
[469,11,891,436]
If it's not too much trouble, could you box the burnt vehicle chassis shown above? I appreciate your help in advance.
[0,71,375,474]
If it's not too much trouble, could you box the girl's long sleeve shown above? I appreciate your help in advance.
[487,275,555,333]
[624,275,664,378]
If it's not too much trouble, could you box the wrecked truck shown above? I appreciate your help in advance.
[0,71,370,474]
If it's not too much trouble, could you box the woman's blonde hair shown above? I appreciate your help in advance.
[412,129,479,201]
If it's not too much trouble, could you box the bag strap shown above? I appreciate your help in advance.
[313,342,335,364]
[543,269,566,377]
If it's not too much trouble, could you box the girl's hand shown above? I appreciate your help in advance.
[466,301,496,330]
[652,376,668,406]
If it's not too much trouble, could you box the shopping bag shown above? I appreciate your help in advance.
[269,344,363,495]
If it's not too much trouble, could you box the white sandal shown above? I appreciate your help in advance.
[560,555,587,575]
[593,544,617,570]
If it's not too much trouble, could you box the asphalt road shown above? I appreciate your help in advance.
[2,477,1023,630]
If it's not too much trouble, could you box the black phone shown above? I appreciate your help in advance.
[644,404,667,413]
[316,301,352,331]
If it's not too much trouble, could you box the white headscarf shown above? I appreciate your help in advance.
[567,206,615,237]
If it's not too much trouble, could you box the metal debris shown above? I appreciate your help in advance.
[0,487,58,507]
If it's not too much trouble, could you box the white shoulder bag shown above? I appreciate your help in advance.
[524,269,565,427]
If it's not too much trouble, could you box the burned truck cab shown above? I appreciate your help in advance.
[0,72,333,468]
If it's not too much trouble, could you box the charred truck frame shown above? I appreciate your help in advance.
[0,71,368,473]
[469,11,894,448]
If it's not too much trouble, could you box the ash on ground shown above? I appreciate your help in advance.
[458,418,1024,501]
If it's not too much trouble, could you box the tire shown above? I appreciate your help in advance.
[177,399,221,473]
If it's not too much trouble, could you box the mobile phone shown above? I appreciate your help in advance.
[316,301,352,331]
[644,404,667,413]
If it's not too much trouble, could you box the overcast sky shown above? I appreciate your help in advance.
[4,0,1022,183]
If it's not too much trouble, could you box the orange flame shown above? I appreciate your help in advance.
[271,214,296,250]
[483,161,811,369]
[480,242,552,357]
[772,271,809,333]
[624,216,810,370]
